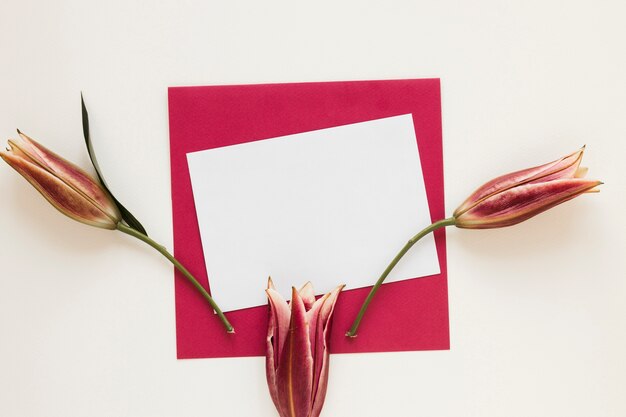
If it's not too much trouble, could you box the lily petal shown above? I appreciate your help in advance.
[527,146,584,184]
[298,281,316,310]
[266,280,291,370]
[276,287,313,417]
[0,151,119,229]
[310,284,344,417]
[305,293,332,402]
[266,280,290,416]
[454,147,585,217]
[15,131,121,223]
[574,166,588,178]
[455,178,602,229]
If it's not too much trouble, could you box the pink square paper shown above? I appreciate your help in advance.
[168,79,449,358]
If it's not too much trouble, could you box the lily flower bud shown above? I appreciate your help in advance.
[453,147,601,229]
[346,146,603,338]
[266,278,344,417]
[1,125,234,332]
[1,131,121,229]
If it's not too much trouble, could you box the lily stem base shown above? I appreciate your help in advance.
[346,217,455,338]
[116,223,234,333]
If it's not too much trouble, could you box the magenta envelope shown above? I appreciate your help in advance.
[168,79,449,358]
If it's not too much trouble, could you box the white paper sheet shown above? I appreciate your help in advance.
[187,114,440,311]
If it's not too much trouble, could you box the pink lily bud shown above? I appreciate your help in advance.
[453,147,601,229]
[266,278,344,417]
[1,131,121,229]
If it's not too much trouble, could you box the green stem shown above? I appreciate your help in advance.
[346,217,456,338]
[116,223,234,333]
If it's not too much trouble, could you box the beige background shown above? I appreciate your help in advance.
[1,1,625,416]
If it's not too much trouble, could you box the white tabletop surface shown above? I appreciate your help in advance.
[1,1,625,416]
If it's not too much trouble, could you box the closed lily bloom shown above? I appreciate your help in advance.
[2,122,233,332]
[2,99,235,332]
[346,147,602,337]
[266,278,344,417]
[453,146,602,229]
[1,130,121,229]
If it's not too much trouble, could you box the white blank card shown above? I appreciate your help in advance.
[187,114,440,312]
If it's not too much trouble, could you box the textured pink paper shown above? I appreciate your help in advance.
[168,79,449,358]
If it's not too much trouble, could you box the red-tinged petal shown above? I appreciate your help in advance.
[266,284,291,370]
[310,352,330,417]
[276,287,313,417]
[306,293,331,369]
[15,132,121,224]
[454,148,585,217]
[310,284,344,417]
[574,166,588,178]
[528,146,585,184]
[266,279,290,416]
[455,179,602,229]
[0,151,118,229]
[6,140,32,161]
[267,276,276,290]
[266,314,281,414]
[298,282,315,310]
[306,293,328,338]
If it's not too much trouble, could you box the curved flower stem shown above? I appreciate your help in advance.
[346,217,456,338]
[116,223,234,333]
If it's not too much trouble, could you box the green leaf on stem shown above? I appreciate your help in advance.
[81,93,148,235]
